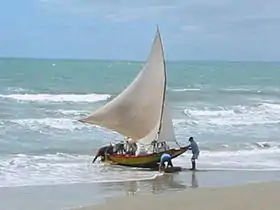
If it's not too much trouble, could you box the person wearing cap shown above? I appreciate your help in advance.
[186,137,200,170]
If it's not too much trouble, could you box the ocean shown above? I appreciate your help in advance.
[1,58,280,209]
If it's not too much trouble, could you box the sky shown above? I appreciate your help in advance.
[0,0,280,61]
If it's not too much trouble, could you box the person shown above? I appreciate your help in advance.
[159,153,173,172]
[92,144,114,163]
[130,142,137,155]
[125,137,137,155]
[186,137,200,170]
[114,142,126,154]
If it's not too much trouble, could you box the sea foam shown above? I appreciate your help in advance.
[0,93,111,103]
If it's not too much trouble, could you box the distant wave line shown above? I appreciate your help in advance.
[0,93,111,103]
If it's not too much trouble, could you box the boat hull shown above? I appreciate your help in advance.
[103,146,188,168]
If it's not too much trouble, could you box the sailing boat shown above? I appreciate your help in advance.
[78,27,188,168]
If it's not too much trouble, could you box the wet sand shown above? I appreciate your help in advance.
[77,180,280,210]
[1,170,280,210]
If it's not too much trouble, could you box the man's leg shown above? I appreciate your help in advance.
[191,153,198,170]
[159,162,166,171]
[167,159,173,167]
[191,158,196,170]
[159,157,165,171]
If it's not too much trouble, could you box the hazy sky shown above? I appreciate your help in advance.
[1,0,279,61]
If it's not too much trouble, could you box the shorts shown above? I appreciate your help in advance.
[191,153,199,160]
[161,154,171,162]
[160,154,172,166]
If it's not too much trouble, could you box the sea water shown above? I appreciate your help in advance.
[1,58,280,189]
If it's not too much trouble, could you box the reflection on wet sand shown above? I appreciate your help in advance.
[125,181,140,195]
[120,171,199,195]
[150,173,186,194]
[191,171,199,188]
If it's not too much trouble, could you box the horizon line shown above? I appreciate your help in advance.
[0,56,279,63]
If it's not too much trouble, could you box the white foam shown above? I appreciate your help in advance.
[1,147,280,188]
[0,93,111,103]
[0,153,158,187]
[55,109,90,116]
[9,118,90,131]
[183,103,280,127]
[5,87,28,93]
[173,147,280,171]
[170,88,201,92]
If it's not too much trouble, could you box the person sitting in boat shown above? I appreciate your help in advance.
[158,142,169,152]
[186,137,200,170]
[151,140,157,153]
[92,144,114,163]
[125,137,137,155]
[114,142,126,154]
[164,142,170,150]
[152,141,169,153]
[159,153,173,172]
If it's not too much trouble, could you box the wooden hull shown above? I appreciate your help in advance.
[103,146,188,168]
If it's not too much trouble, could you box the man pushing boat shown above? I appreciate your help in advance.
[92,144,114,163]
[159,153,174,172]
[92,139,138,163]
[186,137,200,170]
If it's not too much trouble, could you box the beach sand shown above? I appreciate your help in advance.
[76,181,280,210]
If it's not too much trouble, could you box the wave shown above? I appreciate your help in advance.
[1,101,279,135]
[47,109,91,117]
[198,141,280,152]
[0,93,111,103]
[1,146,280,187]
[182,103,280,126]
[0,153,158,187]
[169,88,201,92]
[7,118,91,131]
[5,87,28,93]
[173,147,280,171]
[220,87,280,95]
[2,118,119,136]
[168,87,280,99]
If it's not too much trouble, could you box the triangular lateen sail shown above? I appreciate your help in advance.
[137,102,176,145]
[158,103,176,143]
[79,28,166,143]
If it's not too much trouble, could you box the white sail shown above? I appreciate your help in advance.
[157,103,176,143]
[137,102,176,145]
[79,28,166,143]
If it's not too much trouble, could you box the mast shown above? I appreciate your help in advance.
[156,26,167,138]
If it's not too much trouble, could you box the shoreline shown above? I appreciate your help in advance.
[75,180,280,210]
[1,170,280,210]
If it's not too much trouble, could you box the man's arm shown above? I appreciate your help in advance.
[92,153,99,163]
[186,143,192,150]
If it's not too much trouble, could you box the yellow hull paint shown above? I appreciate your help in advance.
[104,147,188,168]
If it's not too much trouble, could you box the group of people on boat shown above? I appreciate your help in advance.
[92,137,138,163]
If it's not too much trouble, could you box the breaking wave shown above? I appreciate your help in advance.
[169,87,280,95]
[183,103,280,126]
[0,93,111,103]
[1,146,280,187]
[7,118,91,131]
[169,88,201,92]
[0,153,158,187]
